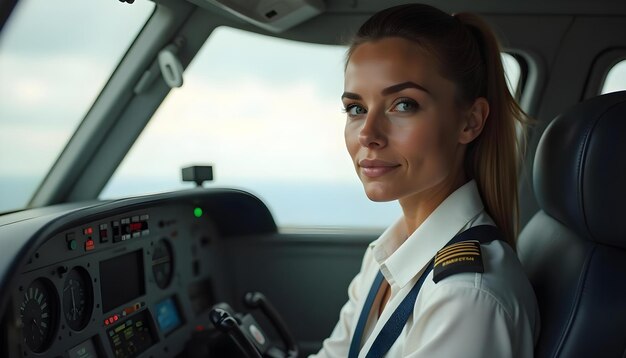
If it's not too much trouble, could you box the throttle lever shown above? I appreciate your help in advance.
[244,292,299,358]
[209,307,263,358]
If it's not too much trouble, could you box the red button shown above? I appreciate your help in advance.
[85,239,95,251]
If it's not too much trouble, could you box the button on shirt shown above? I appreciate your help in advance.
[310,180,540,358]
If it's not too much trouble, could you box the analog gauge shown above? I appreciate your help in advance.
[19,278,58,353]
[63,267,93,331]
[152,239,174,289]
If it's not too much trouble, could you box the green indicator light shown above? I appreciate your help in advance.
[193,207,203,218]
[68,239,77,251]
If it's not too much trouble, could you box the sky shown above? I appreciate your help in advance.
[0,0,154,211]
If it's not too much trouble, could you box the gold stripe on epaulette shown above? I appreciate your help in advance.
[434,240,481,266]
[437,246,480,258]
[436,240,479,255]
[434,251,481,266]
[434,249,480,265]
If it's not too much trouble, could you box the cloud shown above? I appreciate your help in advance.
[114,77,355,182]
[0,0,155,180]
[0,124,69,175]
[0,54,108,121]
[106,26,355,193]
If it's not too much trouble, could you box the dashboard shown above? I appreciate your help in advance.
[0,188,276,358]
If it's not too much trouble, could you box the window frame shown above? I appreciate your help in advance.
[583,48,626,99]
[507,52,529,101]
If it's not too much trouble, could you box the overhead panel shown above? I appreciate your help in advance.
[189,0,325,33]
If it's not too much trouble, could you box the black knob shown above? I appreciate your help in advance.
[57,266,68,277]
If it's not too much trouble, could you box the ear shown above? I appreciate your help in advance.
[458,97,489,144]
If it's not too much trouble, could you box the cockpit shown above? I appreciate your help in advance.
[1,0,626,357]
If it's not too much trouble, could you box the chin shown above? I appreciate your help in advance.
[363,185,397,202]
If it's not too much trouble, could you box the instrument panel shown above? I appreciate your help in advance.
[0,192,265,358]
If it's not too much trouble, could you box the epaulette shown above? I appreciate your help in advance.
[433,240,484,283]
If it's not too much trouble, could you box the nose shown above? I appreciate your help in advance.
[358,110,388,149]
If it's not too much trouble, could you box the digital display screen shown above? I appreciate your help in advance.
[155,297,182,335]
[100,250,145,313]
[107,310,155,358]
[68,337,99,358]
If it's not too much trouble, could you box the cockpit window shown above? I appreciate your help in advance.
[502,53,522,99]
[601,59,626,94]
[0,0,155,213]
[102,26,523,230]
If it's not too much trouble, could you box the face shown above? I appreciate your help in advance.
[343,37,472,204]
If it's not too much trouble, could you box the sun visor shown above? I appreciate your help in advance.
[192,0,325,33]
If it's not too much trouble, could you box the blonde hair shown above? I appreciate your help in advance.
[347,5,528,247]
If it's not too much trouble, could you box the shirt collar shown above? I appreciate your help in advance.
[369,180,485,289]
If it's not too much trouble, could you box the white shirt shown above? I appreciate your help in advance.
[310,180,540,358]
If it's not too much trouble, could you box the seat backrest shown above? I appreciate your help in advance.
[518,90,626,357]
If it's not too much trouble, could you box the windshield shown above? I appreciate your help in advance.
[0,0,155,213]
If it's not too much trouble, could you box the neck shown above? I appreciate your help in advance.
[399,172,467,236]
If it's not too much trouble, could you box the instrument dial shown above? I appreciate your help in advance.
[63,267,93,331]
[19,278,58,353]
[152,239,174,289]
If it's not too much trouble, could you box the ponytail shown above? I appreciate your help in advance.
[454,13,528,248]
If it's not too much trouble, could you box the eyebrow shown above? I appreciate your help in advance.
[341,92,362,100]
[341,81,433,101]
[381,81,432,96]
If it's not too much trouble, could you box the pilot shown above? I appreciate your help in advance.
[311,4,539,358]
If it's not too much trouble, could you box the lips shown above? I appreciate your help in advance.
[358,159,400,178]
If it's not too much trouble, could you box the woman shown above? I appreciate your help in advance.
[311,4,539,358]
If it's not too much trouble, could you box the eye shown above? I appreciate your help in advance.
[343,104,367,117]
[391,99,419,113]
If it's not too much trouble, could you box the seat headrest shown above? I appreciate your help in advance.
[534,91,626,247]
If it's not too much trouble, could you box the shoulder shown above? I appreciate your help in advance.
[403,240,538,357]
[420,239,538,326]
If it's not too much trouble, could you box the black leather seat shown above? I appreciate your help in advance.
[518,90,626,357]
